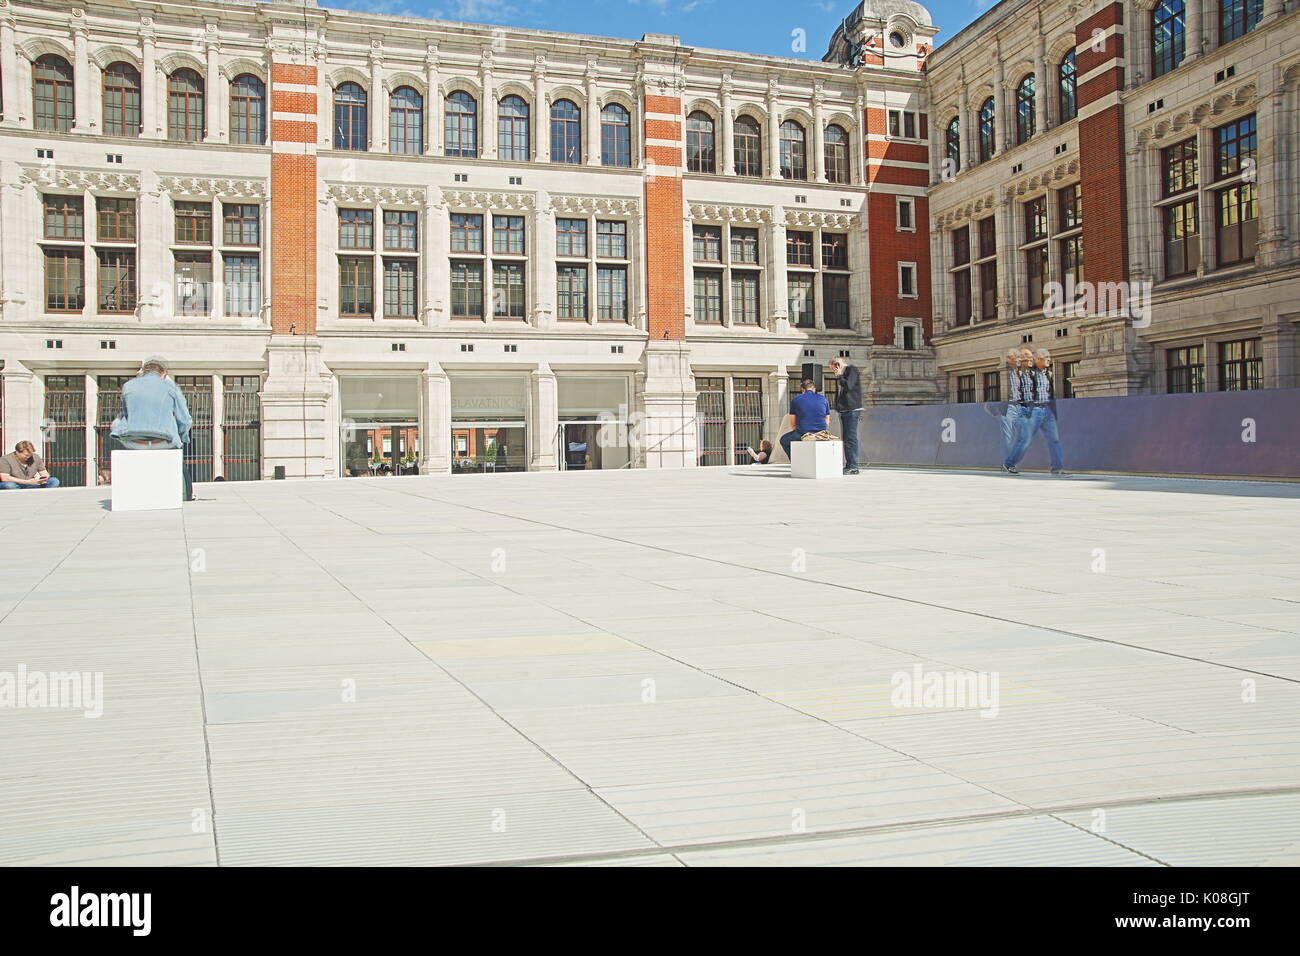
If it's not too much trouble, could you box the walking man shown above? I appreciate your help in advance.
[829,357,864,475]
[779,379,831,462]
[0,441,60,490]
[110,356,195,501]
[1000,348,1030,475]
[1006,348,1068,476]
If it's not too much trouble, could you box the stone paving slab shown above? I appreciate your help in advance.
[2,465,1299,866]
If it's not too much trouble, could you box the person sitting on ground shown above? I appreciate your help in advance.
[110,356,195,501]
[746,439,774,464]
[0,441,60,490]
[779,380,831,462]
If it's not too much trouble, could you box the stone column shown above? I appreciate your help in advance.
[532,191,555,328]
[421,362,451,473]
[141,19,161,138]
[369,42,384,152]
[0,7,17,128]
[532,58,547,163]
[992,58,1006,154]
[480,52,496,160]
[1195,123,1216,272]
[204,27,221,143]
[1254,69,1285,267]
[719,73,734,176]
[812,81,826,183]
[425,43,439,155]
[316,44,330,149]
[71,13,91,133]
[425,187,448,327]
[260,338,332,479]
[766,79,781,179]
[639,341,696,468]
[1185,0,1202,61]
[928,216,945,331]
[995,190,1016,318]
[1033,37,1047,132]
[958,82,972,171]
[769,206,788,333]
[529,362,558,471]
[0,362,38,450]
[584,60,600,166]
[631,206,647,331]
[1127,140,1154,282]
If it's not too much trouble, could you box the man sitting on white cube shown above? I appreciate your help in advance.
[779,377,838,478]
[109,356,194,511]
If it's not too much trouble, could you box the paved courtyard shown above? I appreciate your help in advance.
[2,465,1299,866]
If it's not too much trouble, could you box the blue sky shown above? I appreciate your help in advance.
[324,0,994,58]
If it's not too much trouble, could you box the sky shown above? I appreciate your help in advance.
[322,0,995,59]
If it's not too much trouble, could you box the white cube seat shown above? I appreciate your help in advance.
[111,449,183,512]
[790,440,843,479]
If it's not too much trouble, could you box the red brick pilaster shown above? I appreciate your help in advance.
[642,93,685,340]
[1075,3,1129,287]
[270,61,318,336]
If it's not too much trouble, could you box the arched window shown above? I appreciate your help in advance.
[779,120,807,180]
[1015,74,1036,144]
[1220,0,1262,45]
[600,103,632,167]
[497,94,529,161]
[734,115,761,177]
[34,54,75,131]
[685,111,715,173]
[945,117,961,174]
[1152,0,1186,79]
[389,86,423,154]
[550,98,581,164]
[333,82,367,151]
[444,91,477,157]
[168,68,206,142]
[1057,54,1077,123]
[824,124,850,184]
[230,74,265,145]
[978,97,996,162]
[102,62,141,137]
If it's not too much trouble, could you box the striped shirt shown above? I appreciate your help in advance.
[1028,368,1054,404]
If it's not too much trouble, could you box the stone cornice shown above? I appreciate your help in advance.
[18,165,140,193]
[325,183,426,206]
[688,202,772,224]
[1133,81,1259,147]
[158,175,267,199]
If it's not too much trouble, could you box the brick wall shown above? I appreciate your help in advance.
[1075,2,1129,288]
[643,93,685,341]
[270,61,318,336]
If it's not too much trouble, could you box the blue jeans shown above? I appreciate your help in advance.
[779,429,815,461]
[1008,406,1064,472]
[839,409,861,469]
[0,477,60,489]
[1001,405,1029,466]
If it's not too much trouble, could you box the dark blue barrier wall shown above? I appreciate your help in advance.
[859,388,1300,479]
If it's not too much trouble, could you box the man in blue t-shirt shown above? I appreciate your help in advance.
[779,379,831,461]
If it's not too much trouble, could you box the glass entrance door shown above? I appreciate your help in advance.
[559,420,632,470]
[451,423,525,474]
[342,422,419,476]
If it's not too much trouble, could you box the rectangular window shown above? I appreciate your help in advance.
[1060,361,1079,398]
[1059,235,1084,286]
[1218,338,1262,391]
[223,254,260,316]
[978,217,996,259]
[1216,182,1258,266]
[383,258,418,317]
[174,252,212,315]
[956,374,976,403]
[730,271,760,325]
[222,203,260,246]
[383,210,418,251]
[1166,344,1205,393]
[1026,245,1049,309]
[595,220,627,258]
[983,370,1001,401]
[556,218,588,257]
[450,213,484,253]
[596,266,628,321]
[823,274,850,328]
[821,233,848,270]
[339,256,374,316]
[557,264,588,319]
[730,227,758,264]
[96,197,136,242]
[96,248,136,312]
[44,247,84,312]
[1214,115,1256,180]
[952,226,970,267]
[175,201,212,245]
[492,215,525,255]
[338,208,373,250]
[897,198,914,231]
[692,225,722,262]
[979,261,997,320]
[1025,197,1047,242]
[450,261,483,318]
[898,263,916,297]
[1164,200,1200,277]
[492,262,525,319]
[902,325,918,350]
[693,270,722,324]
[1057,184,1082,230]
[786,230,813,266]
[788,273,814,327]
[953,269,971,325]
[44,194,85,240]
[1162,139,1198,196]
[888,109,918,139]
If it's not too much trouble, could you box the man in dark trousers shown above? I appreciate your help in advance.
[779,379,831,462]
[829,357,864,475]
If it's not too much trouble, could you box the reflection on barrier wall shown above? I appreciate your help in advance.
[860,388,1300,480]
